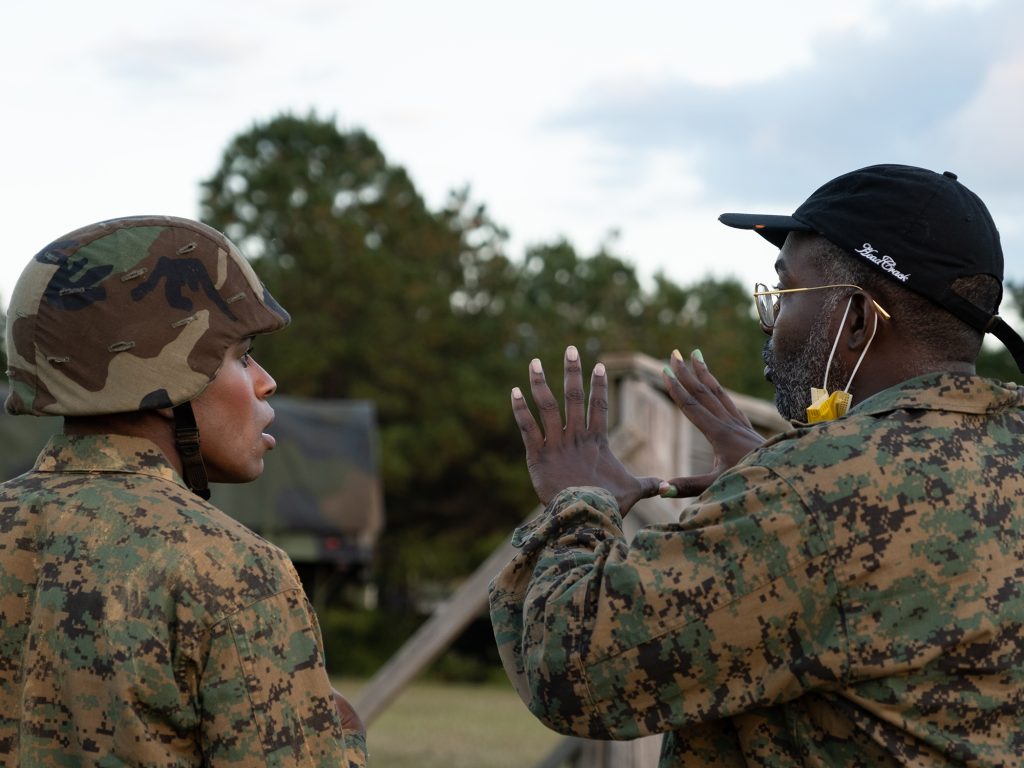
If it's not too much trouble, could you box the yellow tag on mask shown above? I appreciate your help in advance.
[806,387,852,423]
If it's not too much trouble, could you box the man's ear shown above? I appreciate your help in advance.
[154,407,175,421]
[844,292,878,351]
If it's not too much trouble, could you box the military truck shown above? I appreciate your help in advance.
[0,386,384,607]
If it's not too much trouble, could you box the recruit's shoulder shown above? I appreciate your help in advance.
[116,470,303,621]
[2,432,302,622]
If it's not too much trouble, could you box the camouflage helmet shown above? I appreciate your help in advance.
[4,215,290,416]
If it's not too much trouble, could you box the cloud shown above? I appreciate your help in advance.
[550,1,1019,206]
[942,50,1024,194]
[94,34,251,87]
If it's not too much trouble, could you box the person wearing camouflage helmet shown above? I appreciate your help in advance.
[490,165,1024,765]
[0,216,367,766]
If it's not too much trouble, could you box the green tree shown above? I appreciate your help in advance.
[200,113,526,592]
[499,239,770,400]
[496,238,646,366]
[638,275,772,399]
[198,112,783,605]
[976,280,1024,383]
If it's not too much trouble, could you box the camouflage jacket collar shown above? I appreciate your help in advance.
[34,433,186,488]
[851,372,1023,418]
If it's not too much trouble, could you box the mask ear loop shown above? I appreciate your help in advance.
[821,297,854,392]
[821,295,881,394]
[842,299,881,394]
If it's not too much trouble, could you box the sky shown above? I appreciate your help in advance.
[2,0,1023,310]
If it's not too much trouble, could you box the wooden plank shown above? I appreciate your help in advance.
[351,531,522,724]
[532,737,583,768]
[602,350,789,434]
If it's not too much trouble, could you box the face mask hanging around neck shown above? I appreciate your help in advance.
[806,296,880,424]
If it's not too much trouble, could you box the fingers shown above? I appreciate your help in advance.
[662,351,718,432]
[664,348,764,472]
[664,349,748,436]
[658,473,719,499]
[511,386,545,456]
[588,361,609,435]
[563,345,586,434]
[513,346,609,456]
[686,350,752,427]
[528,357,563,444]
[635,475,662,500]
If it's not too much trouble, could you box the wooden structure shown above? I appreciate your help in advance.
[352,352,788,766]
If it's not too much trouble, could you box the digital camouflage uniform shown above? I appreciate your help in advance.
[1,216,367,766]
[490,373,1024,766]
[0,434,366,766]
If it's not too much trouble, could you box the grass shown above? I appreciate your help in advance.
[335,677,565,768]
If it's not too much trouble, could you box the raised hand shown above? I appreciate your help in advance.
[511,346,661,514]
[659,349,765,498]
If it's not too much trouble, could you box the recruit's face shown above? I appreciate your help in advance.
[190,338,278,483]
[761,234,852,421]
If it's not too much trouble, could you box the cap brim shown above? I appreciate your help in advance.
[718,212,814,249]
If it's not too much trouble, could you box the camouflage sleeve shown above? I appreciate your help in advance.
[198,587,365,766]
[343,732,368,768]
[489,470,845,740]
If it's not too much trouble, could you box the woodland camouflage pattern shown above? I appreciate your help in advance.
[0,434,367,767]
[4,215,289,416]
[490,373,1024,766]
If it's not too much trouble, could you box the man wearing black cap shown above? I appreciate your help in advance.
[490,164,1024,766]
[720,163,1024,425]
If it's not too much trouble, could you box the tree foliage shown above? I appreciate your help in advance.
[197,113,773,595]
[201,113,523,590]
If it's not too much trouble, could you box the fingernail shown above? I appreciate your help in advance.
[671,349,683,362]
[662,365,677,380]
[659,482,679,498]
[692,349,705,365]
[594,362,606,377]
[566,345,579,362]
[530,359,543,375]
[511,387,524,400]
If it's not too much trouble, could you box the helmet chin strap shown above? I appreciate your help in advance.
[172,402,211,500]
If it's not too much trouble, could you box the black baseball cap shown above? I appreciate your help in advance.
[720,163,1024,372]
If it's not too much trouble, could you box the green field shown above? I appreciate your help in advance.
[336,678,565,768]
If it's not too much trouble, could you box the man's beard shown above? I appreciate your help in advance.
[763,305,852,422]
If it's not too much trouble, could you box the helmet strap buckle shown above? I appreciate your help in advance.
[172,403,211,500]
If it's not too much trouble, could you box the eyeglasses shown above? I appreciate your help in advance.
[753,282,891,331]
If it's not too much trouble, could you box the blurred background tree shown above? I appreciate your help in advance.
[200,111,1020,628]
[200,113,519,600]
[977,282,1024,382]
